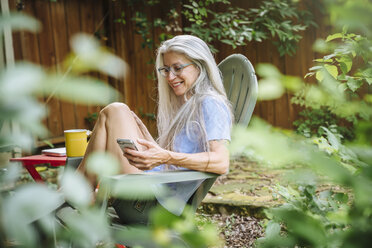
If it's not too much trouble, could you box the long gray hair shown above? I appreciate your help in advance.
[155,35,233,152]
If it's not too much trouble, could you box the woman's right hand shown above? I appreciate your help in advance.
[131,111,156,144]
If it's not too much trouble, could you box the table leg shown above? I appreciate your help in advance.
[24,164,44,183]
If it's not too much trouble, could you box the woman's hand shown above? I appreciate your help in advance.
[131,111,156,144]
[123,139,171,170]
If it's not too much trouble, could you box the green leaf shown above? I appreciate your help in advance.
[346,78,363,92]
[309,65,323,71]
[265,221,281,238]
[86,151,120,179]
[337,56,352,74]
[68,33,128,78]
[0,12,41,33]
[316,70,324,81]
[326,33,343,42]
[60,168,94,208]
[324,64,338,79]
[273,208,327,245]
[40,75,119,105]
[258,78,285,100]
[334,192,348,203]
[283,75,303,92]
[2,184,64,246]
[256,64,282,78]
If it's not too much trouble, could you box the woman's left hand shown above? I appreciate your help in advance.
[123,139,171,170]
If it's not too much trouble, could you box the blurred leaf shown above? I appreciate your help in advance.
[0,163,21,187]
[0,62,44,98]
[86,151,120,179]
[334,192,349,204]
[272,208,327,246]
[282,75,303,92]
[324,64,338,79]
[258,78,285,100]
[326,33,342,42]
[58,206,111,247]
[265,221,281,238]
[257,63,282,78]
[0,12,41,33]
[108,174,168,200]
[40,75,119,105]
[346,78,363,92]
[316,70,324,81]
[2,184,64,247]
[67,33,127,78]
[349,146,372,165]
[230,119,303,166]
[337,56,352,74]
[113,225,154,248]
[60,168,94,208]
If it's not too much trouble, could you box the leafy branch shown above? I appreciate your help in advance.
[114,0,316,56]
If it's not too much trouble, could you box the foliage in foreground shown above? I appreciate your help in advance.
[0,12,219,248]
[229,0,372,247]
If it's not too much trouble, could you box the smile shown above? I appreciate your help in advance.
[172,81,183,88]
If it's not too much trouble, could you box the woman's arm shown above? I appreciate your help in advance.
[124,139,229,175]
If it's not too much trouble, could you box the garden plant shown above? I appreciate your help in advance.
[228,0,372,247]
[0,12,218,248]
[1,0,371,247]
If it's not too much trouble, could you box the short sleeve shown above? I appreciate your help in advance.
[202,97,231,141]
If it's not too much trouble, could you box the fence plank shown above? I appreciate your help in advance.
[9,0,332,143]
[50,0,77,131]
[33,0,63,137]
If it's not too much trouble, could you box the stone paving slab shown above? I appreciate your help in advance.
[199,157,286,218]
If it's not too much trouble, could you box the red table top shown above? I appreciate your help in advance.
[10,154,66,166]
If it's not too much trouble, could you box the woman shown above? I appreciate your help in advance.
[77,35,233,223]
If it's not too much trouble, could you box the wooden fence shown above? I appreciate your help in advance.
[7,0,331,145]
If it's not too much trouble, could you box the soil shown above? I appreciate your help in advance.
[197,212,265,248]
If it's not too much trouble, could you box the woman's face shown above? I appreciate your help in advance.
[162,51,199,98]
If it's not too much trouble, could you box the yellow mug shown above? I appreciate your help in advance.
[64,129,90,157]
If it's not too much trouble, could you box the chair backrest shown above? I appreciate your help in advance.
[218,54,258,126]
[188,54,258,211]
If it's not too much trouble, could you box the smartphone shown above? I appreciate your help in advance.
[117,138,138,152]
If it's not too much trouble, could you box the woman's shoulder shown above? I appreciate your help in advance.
[201,95,228,108]
[201,95,232,120]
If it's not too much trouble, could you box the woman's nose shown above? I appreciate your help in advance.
[167,71,177,81]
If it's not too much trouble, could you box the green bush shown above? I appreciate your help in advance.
[230,0,372,247]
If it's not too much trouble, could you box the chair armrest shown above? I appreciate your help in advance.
[103,171,218,200]
[109,170,217,184]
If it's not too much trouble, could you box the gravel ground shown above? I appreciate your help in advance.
[197,213,265,248]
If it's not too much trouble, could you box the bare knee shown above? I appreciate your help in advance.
[100,102,131,117]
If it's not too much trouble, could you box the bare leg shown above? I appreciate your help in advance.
[77,102,151,186]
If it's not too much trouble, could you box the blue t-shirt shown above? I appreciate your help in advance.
[173,96,231,154]
[149,96,231,215]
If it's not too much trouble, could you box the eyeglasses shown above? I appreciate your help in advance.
[157,63,194,77]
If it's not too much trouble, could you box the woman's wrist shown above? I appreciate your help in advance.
[163,150,172,164]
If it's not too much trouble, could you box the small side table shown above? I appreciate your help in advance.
[10,155,66,183]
